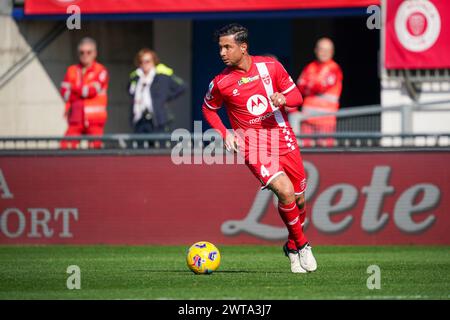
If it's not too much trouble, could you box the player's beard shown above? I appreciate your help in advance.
[222,58,235,66]
[224,56,243,68]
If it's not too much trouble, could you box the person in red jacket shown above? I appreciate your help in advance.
[295,38,343,147]
[60,37,109,149]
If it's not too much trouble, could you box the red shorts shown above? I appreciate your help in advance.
[245,149,307,195]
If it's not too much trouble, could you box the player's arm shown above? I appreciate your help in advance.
[202,79,238,153]
[271,60,303,110]
[271,87,303,109]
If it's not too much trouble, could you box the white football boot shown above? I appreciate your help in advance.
[298,243,317,272]
[283,243,307,273]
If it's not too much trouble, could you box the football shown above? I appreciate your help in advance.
[186,241,221,274]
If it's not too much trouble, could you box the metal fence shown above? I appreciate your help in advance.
[288,100,450,136]
[1,100,450,153]
[1,132,450,155]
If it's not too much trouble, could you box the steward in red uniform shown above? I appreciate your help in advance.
[296,38,343,147]
[60,38,109,149]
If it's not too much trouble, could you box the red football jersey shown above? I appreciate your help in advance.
[203,56,299,157]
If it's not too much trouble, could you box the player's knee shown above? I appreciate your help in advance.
[277,183,295,204]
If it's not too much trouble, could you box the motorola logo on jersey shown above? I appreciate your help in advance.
[246,94,268,116]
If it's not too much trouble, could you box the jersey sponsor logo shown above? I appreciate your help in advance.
[246,94,268,116]
[238,75,259,86]
[232,88,240,96]
[248,111,275,124]
[394,0,441,52]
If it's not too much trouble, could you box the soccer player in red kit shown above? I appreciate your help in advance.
[202,24,317,273]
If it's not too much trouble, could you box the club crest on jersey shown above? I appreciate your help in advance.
[262,74,271,85]
[238,75,259,86]
[246,94,268,116]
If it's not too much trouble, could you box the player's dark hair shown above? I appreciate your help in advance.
[214,23,249,45]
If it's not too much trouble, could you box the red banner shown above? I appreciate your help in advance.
[0,152,449,245]
[25,0,379,14]
[384,0,450,69]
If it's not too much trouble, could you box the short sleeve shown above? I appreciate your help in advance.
[203,78,223,110]
[275,61,296,95]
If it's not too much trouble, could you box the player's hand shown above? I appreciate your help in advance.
[224,132,239,153]
[270,92,286,108]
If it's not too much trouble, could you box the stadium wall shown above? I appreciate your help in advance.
[0,151,448,245]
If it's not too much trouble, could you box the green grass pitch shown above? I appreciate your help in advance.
[0,245,449,299]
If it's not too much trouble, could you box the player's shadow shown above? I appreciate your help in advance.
[134,269,286,274]
[216,270,285,274]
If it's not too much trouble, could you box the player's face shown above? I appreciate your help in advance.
[218,35,246,67]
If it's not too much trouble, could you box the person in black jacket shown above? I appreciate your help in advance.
[128,48,186,135]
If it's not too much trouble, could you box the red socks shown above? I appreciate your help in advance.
[278,201,308,250]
